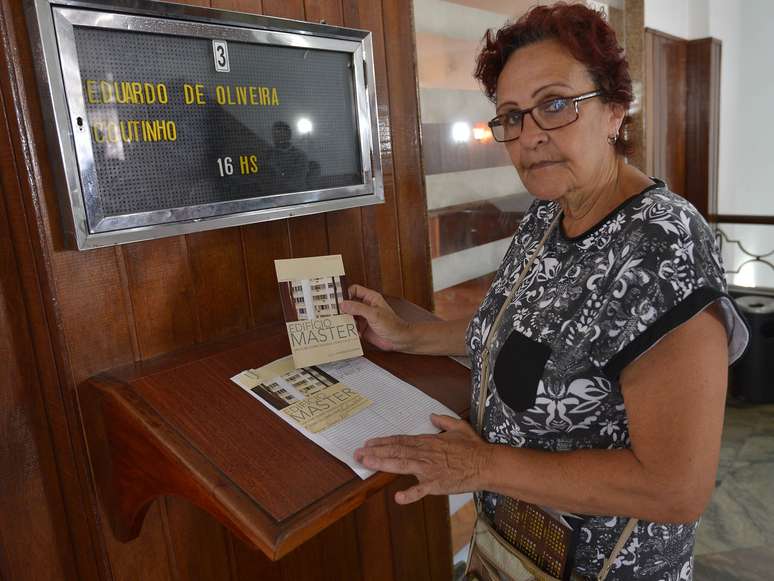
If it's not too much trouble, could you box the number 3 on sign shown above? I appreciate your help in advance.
[212,40,230,72]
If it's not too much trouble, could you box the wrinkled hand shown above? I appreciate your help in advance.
[354,414,492,504]
[340,284,413,352]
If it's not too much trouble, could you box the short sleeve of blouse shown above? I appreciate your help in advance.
[588,193,749,380]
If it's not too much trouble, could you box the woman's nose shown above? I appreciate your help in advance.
[519,111,548,148]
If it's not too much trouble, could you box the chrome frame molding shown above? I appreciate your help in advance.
[25,0,383,249]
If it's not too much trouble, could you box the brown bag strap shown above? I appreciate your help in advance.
[596,517,637,580]
[475,210,562,433]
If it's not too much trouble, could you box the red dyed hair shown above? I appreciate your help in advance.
[474,2,634,156]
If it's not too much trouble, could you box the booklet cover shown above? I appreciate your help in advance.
[275,255,363,368]
[232,355,371,433]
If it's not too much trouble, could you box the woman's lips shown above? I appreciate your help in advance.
[528,160,561,170]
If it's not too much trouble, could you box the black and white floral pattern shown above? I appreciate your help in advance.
[465,180,748,580]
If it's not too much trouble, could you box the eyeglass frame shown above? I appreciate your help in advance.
[487,90,604,143]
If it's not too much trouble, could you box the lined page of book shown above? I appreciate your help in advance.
[235,357,460,479]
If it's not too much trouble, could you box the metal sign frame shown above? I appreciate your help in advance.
[26,0,383,249]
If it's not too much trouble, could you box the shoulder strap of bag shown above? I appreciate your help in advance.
[475,209,562,433]
[596,517,637,580]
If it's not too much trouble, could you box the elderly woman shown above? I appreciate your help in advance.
[344,3,748,580]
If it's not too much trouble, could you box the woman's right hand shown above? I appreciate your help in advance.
[340,284,414,352]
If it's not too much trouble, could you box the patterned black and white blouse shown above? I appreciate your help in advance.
[465,179,749,580]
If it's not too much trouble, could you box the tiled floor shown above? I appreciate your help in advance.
[694,399,774,579]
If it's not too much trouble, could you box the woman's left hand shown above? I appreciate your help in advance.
[353,414,492,504]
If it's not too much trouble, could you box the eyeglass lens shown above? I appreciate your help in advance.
[491,98,579,142]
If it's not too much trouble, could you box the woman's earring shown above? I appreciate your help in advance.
[607,131,619,145]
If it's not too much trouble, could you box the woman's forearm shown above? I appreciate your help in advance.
[403,318,470,356]
[480,445,708,524]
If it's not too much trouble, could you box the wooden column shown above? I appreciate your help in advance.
[685,38,722,218]
[645,28,722,218]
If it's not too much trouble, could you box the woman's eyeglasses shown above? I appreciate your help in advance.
[488,91,603,142]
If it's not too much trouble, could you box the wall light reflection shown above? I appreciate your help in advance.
[451,121,471,143]
[297,118,313,135]
[472,124,492,142]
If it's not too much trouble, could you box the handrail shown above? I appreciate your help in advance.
[709,214,774,226]
[713,227,774,275]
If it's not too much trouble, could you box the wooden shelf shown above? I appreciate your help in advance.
[78,298,471,561]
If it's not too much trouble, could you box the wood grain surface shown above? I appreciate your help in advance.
[80,298,469,562]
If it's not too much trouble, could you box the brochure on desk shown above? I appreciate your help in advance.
[232,355,459,479]
[275,255,363,368]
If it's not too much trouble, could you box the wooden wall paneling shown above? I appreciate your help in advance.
[288,213,330,258]
[279,535,326,581]
[292,515,361,581]
[211,0,263,11]
[163,500,234,581]
[644,29,655,176]
[354,489,396,581]
[380,0,433,309]
[644,29,687,197]
[328,209,368,286]
[685,38,721,218]
[707,39,721,217]
[51,248,137,383]
[261,0,305,19]
[186,228,251,340]
[665,35,687,197]
[319,514,362,581]
[229,534,282,580]
[0,182,75,580]
[241,219,291,325]
[96,503,175,581]
[303,0,343,23]
[384,477,433,581]
[121,238,199,359]
[422,494,453,581]
[645,29,720,218]
[342,0,402,296]
[0,542,8,581]
[167,0,253,343]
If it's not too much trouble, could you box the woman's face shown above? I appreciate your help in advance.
[495,39,624,201]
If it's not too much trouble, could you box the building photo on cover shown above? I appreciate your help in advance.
[249,364,339,410]
[279,274,347,322]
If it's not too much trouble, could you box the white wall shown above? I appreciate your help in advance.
[644,0,709,39]
[729,0,774,216]
[646,0,774,288]
[706,0,742,216]
[711,0,774,288]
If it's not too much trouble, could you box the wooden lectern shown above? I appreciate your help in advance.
[78,299,471,579]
